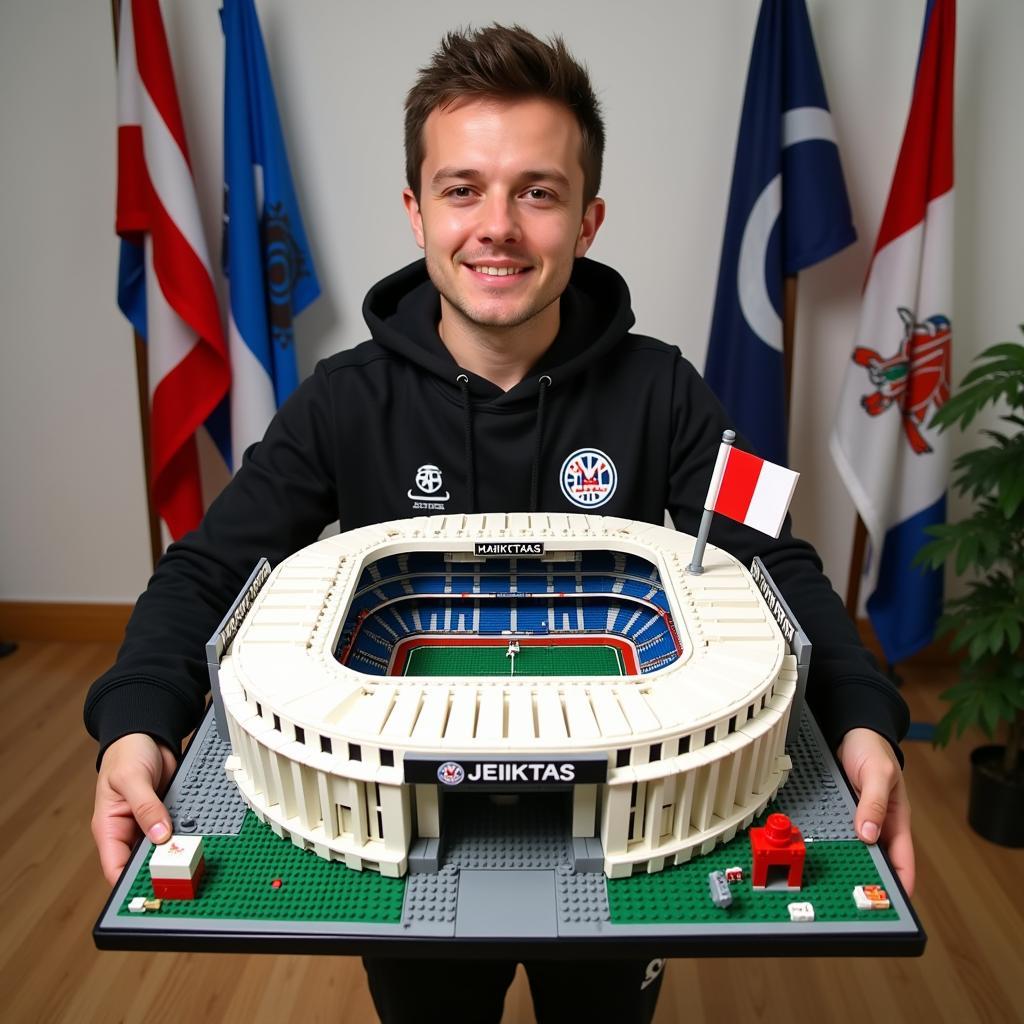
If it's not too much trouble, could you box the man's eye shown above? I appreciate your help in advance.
[525,188,553,201]
[448,186,474,199]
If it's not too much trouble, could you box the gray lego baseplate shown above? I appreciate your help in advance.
[94,705,923,956]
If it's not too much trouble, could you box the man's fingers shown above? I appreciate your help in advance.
[852,757,898,844]
[882,778,915,897]
[109,767,172,845]
[93,814,139,887]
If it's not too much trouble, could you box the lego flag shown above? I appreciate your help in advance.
[704,440,799,539]
[704,0,855,467]
[830,0,955,663]
[116,0,230,539]
[221,0,320,469]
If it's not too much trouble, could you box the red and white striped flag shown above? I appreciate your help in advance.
[116,0,229,540]
[704,439,800,539]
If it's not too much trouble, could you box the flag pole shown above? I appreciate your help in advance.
[688,430,736,575]
[845,514,868,617]
[112,0,165,572]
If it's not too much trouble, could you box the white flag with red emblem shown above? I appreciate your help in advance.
[829,0,954,663]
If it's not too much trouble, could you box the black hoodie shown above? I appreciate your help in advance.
[84,257,909,762]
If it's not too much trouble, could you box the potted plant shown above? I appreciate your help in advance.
[916,331,1024,846]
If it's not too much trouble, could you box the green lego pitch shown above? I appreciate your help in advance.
[118,811,405,923]
[606,823,898,925]
[403,643,624,677]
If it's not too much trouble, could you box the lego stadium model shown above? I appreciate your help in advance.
[213,513,798,879]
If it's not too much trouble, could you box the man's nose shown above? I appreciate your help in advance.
[476,194,520,244]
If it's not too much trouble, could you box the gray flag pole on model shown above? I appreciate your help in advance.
[688,429,736,575]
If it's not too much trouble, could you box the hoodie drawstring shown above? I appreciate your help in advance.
[456,373,552,516]
[529,375,551,512]
[456,374,477,513]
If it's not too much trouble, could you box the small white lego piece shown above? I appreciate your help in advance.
[128,897,147,913]
[149,835,205,880]
[853,884,891,910]
[788,901,815,922]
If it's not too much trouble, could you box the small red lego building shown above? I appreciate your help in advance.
[149,835,206,900]
[749,813,805,890]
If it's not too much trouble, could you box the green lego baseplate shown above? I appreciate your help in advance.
[120,803,894,928]
[119,811,405,924]
[606,816,897,925]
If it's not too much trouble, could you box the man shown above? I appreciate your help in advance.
[88,24,913,1024]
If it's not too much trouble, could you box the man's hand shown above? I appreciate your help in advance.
[837,727,915,897]
[92,733,178,887]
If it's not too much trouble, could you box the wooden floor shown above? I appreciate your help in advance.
[1,640,1022,1023]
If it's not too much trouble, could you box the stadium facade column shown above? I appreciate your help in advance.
[600,782,631,869]
[379,782,413,876]
[415,784,441,837]
[571,783,598,837]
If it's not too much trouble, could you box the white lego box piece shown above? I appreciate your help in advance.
[853,884,891,910]
[149,835,205,880]
[128,896,147,913]
[788,901,815,922]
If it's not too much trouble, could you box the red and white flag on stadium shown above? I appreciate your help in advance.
[116,0,229,540]
[704,437,799,539]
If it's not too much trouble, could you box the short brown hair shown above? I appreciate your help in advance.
[404,24,605,207]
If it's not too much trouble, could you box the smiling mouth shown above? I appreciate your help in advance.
[470,265,524,276]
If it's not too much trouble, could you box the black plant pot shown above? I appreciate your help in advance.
[968,745,1024,847]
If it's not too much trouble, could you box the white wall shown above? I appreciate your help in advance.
[1,0,1021,603]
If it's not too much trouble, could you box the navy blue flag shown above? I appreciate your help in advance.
[704,0,855,467]
[221,0,320,469]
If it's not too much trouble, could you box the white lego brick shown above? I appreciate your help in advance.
[616,685,661,733]
[853,885,891,910]
[443,686,478,741]
[380,687,423,740]
[589,686,631,737]
[475,687,505,740]
[128,897,147,913]
[563,687,600,739]
[149,835,205,880]
[535,688,568,741]
[411,687,449,741]
[507,687,535,741]
[788,902,815,922]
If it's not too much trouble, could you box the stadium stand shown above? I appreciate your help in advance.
[336,550,682,676]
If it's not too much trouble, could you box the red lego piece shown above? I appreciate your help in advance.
[151,857,206,900]
[749,813,805,890]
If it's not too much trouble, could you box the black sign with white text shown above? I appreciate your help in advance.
[404,754,607,787]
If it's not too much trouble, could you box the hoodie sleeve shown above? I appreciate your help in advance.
[665,354,909,762]
[83,361,340,765]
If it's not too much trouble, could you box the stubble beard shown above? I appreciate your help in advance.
[425,253,560,333]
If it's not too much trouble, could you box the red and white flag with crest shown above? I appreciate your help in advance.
[830,0,955,662]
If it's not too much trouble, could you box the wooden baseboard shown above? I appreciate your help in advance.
[0,601,132,643]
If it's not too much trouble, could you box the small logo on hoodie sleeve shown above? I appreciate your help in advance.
[560,448,617,508]
[409,463,450,510]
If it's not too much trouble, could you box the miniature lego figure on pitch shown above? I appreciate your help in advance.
[505,639,520,675]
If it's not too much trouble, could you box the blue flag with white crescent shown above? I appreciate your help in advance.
[704,0,855,467]
[221,0,320,469]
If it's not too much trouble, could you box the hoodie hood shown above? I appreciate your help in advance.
[362,257,636,404]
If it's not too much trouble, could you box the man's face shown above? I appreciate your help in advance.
[403,97,605,335]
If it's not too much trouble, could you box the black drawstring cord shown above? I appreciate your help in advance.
[529,375,552,512]
[456,374,477,513]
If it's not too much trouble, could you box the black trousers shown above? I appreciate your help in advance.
[363,956,665,1024]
